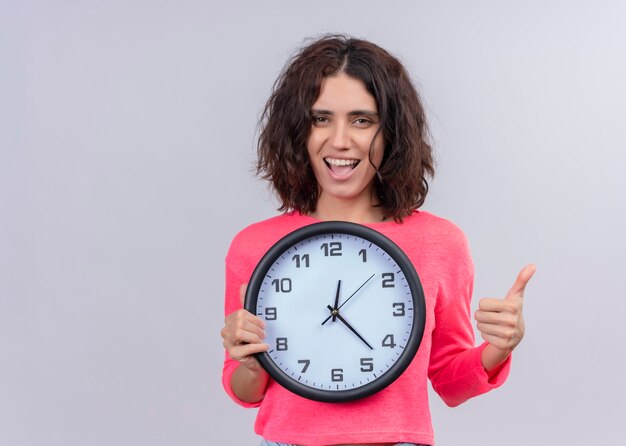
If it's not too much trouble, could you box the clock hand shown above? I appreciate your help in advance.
[321,273,375,325]
[337,273,375,310]
[332,280,341,322]
[326,305,373,350]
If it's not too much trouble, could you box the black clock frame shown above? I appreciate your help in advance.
[244,221,426,403]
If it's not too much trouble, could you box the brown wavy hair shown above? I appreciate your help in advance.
[257,34,434,221]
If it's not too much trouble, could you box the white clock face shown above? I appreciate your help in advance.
[247,222,425,402]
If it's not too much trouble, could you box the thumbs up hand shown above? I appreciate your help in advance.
[475,265,536,359]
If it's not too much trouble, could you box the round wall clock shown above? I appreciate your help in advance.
[244,221,425,403]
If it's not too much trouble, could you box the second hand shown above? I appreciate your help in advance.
[321,273,375,326]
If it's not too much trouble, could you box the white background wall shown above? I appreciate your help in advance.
[2,1,625,445]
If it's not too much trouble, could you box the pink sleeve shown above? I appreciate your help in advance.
[427,230,511,407]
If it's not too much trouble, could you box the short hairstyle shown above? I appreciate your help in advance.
[257,34,434,221]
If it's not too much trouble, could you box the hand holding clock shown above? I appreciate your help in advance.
[220,284,270,403]
[475,264,536,371]
[221,284,269,370]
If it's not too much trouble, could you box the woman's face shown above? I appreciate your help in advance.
[307,73,384,214]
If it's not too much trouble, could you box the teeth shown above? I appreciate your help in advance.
[325,158,359,166]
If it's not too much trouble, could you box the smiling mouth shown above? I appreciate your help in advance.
[324,157,360,176]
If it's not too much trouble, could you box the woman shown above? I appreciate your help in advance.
[220,34,535,446]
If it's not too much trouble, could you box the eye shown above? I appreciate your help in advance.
[312,115,330,126]
[353,117,374,127]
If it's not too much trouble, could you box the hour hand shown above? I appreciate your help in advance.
[327,305,373,350]
[332,280,341,322]
[321,280,342,325]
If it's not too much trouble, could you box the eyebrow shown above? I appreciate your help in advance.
[311,108,379,117]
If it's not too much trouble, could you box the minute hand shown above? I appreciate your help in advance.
[327,305,373,350]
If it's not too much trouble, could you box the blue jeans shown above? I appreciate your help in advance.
[261,442,422,446]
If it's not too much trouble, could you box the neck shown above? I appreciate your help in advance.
[310,195,385,224]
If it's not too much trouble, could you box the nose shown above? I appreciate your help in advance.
[329,122,350,150]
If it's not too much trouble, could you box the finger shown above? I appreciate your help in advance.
[222,312,266,346]
[476,322,516,339]
[224,316,266,342]
[506,264,536,300]
[228,342,269,362]
[225,308,266,330]
[237,350,269,372]
[224,328,266,349]
[237,321,267,343]
[478,298,519,314]
[239,283,248,306]
[475,309,517,326]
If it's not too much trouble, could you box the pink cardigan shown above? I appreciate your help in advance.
[222,211,510,445]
